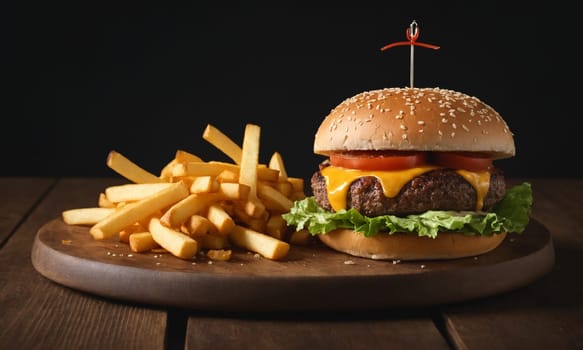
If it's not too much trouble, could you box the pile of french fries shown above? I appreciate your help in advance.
[61,124,311,261]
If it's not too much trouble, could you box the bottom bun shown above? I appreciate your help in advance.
[318,229,507,260]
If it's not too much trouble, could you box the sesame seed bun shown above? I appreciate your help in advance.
[314,87,515,159]
[318,229,507,260]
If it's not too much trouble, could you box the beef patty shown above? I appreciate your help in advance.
[311,167,506,217]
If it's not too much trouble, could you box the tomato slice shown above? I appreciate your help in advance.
[329,151,427,171]
[432,152,493,172]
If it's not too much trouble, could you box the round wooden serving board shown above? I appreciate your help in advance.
[31,218,554,312]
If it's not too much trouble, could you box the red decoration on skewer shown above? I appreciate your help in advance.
[380,20,440,51]
[380,20,440,87]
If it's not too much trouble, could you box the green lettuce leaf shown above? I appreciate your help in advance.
[282,182,533,238]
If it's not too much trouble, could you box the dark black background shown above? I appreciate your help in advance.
[3,3,580,182]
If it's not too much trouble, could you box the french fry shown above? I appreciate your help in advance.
[159,158,178,180]
[218,182,250,200]
[198,234,230,250]
[106,150,163,184]
[239,198,266,218]
[268,151,288,181]
[257,183,293,212]
[181,215,213,236]
[216,169,239,183]
[290,191,306,201]
[239,124,261,199]
[171,161,235,177]
[273,181,293,198]
[203,124,243,164]
[232,205,267,233]
[62,207,115,226]
[119,222,148,243]
[105,183,173,203]
[190,176,219,194]
[160,193,222,228]
[288,177,305,193]
[175,149,203,163]
[129,232,159,253]
[149,218,198,259]
[207,249,232,261]
[89,181,189,240]
[98,193,115,208]
[265,214,287,240]
[172,161,278,182]
[206,204,235,235]
[229,225,289,260]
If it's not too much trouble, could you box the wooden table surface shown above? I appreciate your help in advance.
[1,177,582,350]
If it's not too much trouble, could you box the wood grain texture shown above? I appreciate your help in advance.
[0,178,167,350]
[186,312,450,350]
[442,179,583,350]
[0,177,54,246]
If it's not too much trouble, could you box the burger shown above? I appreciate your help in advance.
[283,87,532,260]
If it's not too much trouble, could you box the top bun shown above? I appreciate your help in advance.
[314,87,515,159]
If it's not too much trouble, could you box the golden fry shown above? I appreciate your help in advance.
[265,214,287,240]
[218,182,250,200]
[62,207,115,226]
[190,176,219,194]
[206,249,232,261]
[181,215,214,236]
[129,232,159,253]
[98,193,115,208]
[206,204,235,235]
[149,218,198,259]
[229,225,290,260]
[203,124,243,164]
[239,124,261,198]
[160,193,222,228]
[105,183,173,203]
[287,177,305,193]
[268,151,288,181]
[89,181,189,240]
[106,150,163,184]
[198,234,230,250]
[257,183,293,213]
[175,149,203,163]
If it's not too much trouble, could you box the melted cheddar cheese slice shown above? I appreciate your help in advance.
[320,166,490,212]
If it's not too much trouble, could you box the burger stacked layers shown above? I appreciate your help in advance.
[283,87,533,260]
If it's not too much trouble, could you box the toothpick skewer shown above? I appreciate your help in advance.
[381,20,440,88]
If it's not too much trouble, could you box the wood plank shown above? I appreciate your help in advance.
[0,177,54,246]
[186,311,450,350]
[0,177,168,350]
[442,178,583,350]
